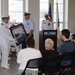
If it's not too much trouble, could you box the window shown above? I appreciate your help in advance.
[8,0,23,23]
[0,0,1,23]
[40,0,49,30]
[53,0,64,31]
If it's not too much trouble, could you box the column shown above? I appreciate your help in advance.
[28,0,40,49]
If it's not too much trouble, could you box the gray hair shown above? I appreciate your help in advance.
[45,38,54,50]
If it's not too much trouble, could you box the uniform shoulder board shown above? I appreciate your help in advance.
[42,20,45,22]
[42,20,46,24]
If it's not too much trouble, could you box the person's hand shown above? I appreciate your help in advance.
[10,38,16,43]
[26,38,28,42]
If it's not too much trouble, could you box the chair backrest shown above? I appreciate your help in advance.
[41,55,63,74]
[71,51,75,65]
[62,52,74,61]
[26,58,42,68]
[22,58,42,75]
[62,69,75,75]
[47,55,63,65]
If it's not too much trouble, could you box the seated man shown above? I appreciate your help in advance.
[58,29,75,66]
[16,38,42,75]
[71,34,75,43]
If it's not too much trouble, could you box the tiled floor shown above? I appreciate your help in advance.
[0,57,19,75]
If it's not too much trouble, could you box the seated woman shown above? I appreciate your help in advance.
[41,38,59,58]
[40,38,59,73]
[16,38,42,75]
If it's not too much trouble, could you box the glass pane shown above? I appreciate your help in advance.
[9,12,23,22]
[54,0,57,3]
[0,0,1,23]
[40,3,48,12]
[40,3,48,19]
[58,4,63,13]
[40,0,48,3]
[53,13,63,22]
[0,11,1,23]
[9,0,23,11]
[0,0,1,12]
[59,14,63,22]
[54,0,63,3]
[9,0,23,22]
[53,23,63,30]
[54,4,63,13]
[40,1,49,30]
[59,23,63,31]
[58,0,63,3]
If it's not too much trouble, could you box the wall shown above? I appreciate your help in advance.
[1,0,8,16]
[68,0,75,33]
[28,0,39,49]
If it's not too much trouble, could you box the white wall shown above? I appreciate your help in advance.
[28,0,39,49]
[68,0,75,33]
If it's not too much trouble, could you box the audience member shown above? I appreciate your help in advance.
[71,34,75,43]
[16,38,42,75]
[41,38,59,59]
[40,38,59,73]
[58,29,75,66]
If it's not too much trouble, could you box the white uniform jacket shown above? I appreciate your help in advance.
[41,20,53,30]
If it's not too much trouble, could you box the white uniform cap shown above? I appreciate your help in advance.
[24,12,31,16]
[2,15,10,19]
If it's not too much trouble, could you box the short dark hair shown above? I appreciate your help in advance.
[27,38,35,48]
[45,14,48,17]
[71,34,75,40]
[61,29,70,39]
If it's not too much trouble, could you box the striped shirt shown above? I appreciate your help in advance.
[58,40,75,66]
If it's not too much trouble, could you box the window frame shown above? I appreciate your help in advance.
[8,0,24,23]
[40,0,49,31]
[53,0,64,31]
[0,0,1,23]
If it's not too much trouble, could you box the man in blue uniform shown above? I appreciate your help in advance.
[22,12,34,48]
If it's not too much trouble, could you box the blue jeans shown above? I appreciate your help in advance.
[15,69,23,75]
[22,41,27,49]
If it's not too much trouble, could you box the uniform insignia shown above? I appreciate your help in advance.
[42,20,45,22]
[27,22,30,25]
[1,23,4,25]
[43,22,46,24]
[42,20,46,24]
[48,23,50,25]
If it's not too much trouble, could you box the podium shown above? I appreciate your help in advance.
[39,30,57,50]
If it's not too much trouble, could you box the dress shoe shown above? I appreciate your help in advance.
[8,57,11,60]
[8,64,10,66]
[2,66,9,69]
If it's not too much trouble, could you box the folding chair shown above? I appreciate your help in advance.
[22,58,42,75]
[59,51,74,71]
[62,69,75,75]
[71,51,75,68]
[41,55,63,75]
